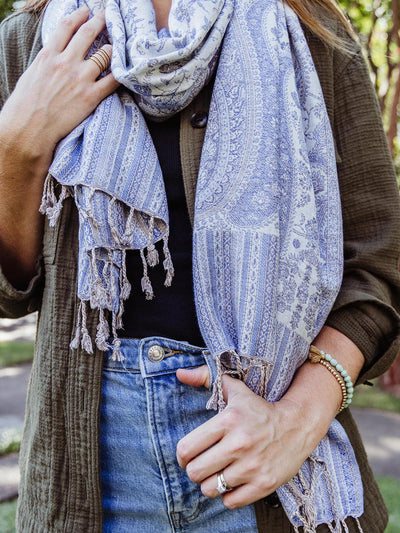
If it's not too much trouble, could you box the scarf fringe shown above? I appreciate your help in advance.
[206,350,272,411]
[39,174,71,226]
[287,457,364,533]
[70,300,94,354]
[293,517,363,533]
[40,181,175,358]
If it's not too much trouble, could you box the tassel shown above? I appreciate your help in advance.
[80,300,93,354]
[341,520,350,533]
[145,216,159,266]
[70,300,83,350]
[96,308,110,351]
[119,249,131,301]
[355,518,363,533]
[110,313,124,362]
[140,248,154,300]
[69,300,93,354]
[39,174,70,227]
[146,244,159,267]
[162,235,174,287]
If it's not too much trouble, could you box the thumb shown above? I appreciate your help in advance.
[221,374,249,404]
[176,365,210,389]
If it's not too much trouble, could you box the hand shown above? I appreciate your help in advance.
[0,7,119,286]
[176,366,320,509]
[0,7,119,168]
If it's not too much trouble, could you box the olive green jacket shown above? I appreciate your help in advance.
[1,8,400,533]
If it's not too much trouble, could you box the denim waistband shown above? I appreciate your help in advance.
[103,336,209,378]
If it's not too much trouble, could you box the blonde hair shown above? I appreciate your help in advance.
[23,0,356,52]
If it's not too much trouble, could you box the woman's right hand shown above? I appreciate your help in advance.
[0,7,119,169]
[0,7,118,287]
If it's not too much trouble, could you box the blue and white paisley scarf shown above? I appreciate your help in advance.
[41,0,364,530]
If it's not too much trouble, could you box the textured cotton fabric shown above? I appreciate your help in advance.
[1,7,399,533]
[39,0,364,529]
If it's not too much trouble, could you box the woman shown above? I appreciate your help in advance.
[0,0,399,531]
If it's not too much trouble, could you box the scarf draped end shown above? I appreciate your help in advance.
[40,175,175,360]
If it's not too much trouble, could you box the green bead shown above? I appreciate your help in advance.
[336,364,343,372]
[330,358,337,366]
[348,386,354,394]
[341,370,347,377]
[344,375,351,382]
[325,353,331,361]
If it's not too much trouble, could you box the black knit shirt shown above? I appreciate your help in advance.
[119,113,204,346]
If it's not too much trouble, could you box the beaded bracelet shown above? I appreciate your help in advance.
[309,345,354,412]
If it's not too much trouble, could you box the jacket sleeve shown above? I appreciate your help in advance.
[326,46,400,384]
[0,11,44,318]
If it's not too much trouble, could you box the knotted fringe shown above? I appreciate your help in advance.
[39,174,71,226]
[70,300,93,354]
[286,457,364,533]
[40,178,174,360]
[206,351,272,411]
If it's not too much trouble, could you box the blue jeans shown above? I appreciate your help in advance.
[100,336,258,532]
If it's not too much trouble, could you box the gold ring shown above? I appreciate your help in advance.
[88,48,111,75]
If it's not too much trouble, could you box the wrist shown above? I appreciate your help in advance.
[282,360,340,447]
[0,94,56,170]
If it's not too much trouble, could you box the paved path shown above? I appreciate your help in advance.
[1,315,400,503]
[0,314,37,343]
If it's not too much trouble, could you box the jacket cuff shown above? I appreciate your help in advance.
[326,302,400,385]
[0,259,43,317]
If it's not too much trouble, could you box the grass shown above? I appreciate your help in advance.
[352,380,400,415]
[0,342,34,367]
[0,499,17,533]
[0,428,22,456]
[377,476,400,532]
[0,477,399,532]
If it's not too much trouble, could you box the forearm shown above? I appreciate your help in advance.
[0,131,49,288]
[0,9,120,288]
[282,325,365,448]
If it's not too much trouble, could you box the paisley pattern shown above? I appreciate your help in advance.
[41,0,363,530]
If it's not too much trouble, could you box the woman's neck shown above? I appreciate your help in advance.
[152,0,172,31]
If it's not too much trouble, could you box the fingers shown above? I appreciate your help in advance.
[94,71,120,99]
[221,482,270,510]
[86,45,113,79]
[47,6,90,53]
[176,414,225,469]
[66,10,108,59]
[185,440,231,485]
[176,365,210,389]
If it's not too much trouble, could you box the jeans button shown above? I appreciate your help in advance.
[190,111,208,129]
[148,345,165,362]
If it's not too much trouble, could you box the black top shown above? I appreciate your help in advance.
[119,113,204,346]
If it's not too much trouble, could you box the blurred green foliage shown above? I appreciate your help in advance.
[0,0,398,180]
[0,0,15,21]
[340,0,400,180]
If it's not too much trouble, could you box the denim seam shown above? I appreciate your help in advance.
[147,378,178,532]
[175,383,205,524]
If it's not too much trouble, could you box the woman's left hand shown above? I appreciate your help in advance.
[175,365,322,509]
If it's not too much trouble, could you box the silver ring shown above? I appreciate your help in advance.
[217,472,232,495]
